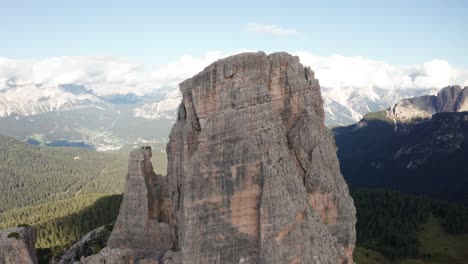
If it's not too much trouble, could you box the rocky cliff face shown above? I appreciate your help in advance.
[107,147,173,260]
[0,226,38,264]
[165,51,355,263]
[389,85,468,123]
[102,52,356,264]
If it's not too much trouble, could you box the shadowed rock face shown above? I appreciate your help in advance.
[103,52,356,264]
[165,52,356,263]
[107,148,173,260]
[0,226,38,264]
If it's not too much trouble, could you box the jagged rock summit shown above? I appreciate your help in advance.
[99,52,356,264]
[0,226,38,264]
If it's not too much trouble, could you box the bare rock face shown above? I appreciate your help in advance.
[389,95,437,122]
[0,226,38,264]
[105,52,356,264]
[437,85,468,112]
[165,52,356,263]
[75,247,134,264]
[389,85,468,122]
[57,224,114,264]
[107,147,173,259]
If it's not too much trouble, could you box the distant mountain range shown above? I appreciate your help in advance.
[0,80,442,150]
[334,85,468,203]
[322,86,439,126]
[0,84,178,151]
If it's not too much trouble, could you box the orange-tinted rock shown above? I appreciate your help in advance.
[165,52,356,263]
[105,52,356,264]
[107,148,173,260]
[0,226,38,264]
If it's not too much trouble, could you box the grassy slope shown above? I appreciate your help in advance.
[355,216,468,264]
[418,216,468,264]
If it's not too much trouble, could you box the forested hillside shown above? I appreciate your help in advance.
[0,194,122,249]
[335,112,468,203]
[0,136,128,212]
[353,189,468,263]
[2,134,468,263]
[0,135,168,213]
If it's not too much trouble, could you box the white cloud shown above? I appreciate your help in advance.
[243,23,301,36]
[294,51,468,91]
[0,53,229,96]
[1,51,467,97]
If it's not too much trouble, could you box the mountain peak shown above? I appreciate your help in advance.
[87,52,356,263]
[389,85,468,124]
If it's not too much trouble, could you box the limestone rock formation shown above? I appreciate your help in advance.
[106,52,356,263]
[437,85,468,112]
[56,224,113,264]
[389,85,468,122]
[0,226,38,264]
[166,51,356,263]
[75,247,134,264]
[107,147,173,259]
[389,95,437,122]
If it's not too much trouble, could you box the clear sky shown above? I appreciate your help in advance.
[1,0,467,68]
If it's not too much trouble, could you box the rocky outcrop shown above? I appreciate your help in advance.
[105,52,356,263]
[107,147,173,260]
[437,85,468,112]
[389,95,437,122]
[56,224,113,264]
[75,247,134,264]
[0,226,38,264]
[166,52,356,263]
[389,85,468,123]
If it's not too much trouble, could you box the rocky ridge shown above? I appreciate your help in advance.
[389,85,468,123]
[0,226,38,264]
[56,224,114,264]
[334,85,468,202]
[87,52,356,264]
[348,86,468,134]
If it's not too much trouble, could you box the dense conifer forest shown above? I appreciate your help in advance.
[353,189,468,263]
[1,135,468,263]
[0,136,128,212]
[0,135,168,213]
[0,194,122,249]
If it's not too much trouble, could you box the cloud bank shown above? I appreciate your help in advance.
[0,52,227,96]
[1,51,467,96]
[243,23,301,36]
[294,51,468,91]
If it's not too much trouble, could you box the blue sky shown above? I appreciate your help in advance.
[1,0,467,67]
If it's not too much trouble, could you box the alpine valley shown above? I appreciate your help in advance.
[1,53,468,264]
[0,80,438,151]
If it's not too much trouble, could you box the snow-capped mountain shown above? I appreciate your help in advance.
[0,84,103,117]
[131,86,440,128]
[0,83,177,151]
[0,80,445,150]
[133,89,181,120]
[322,87,439,127]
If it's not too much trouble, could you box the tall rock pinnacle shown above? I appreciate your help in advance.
[107,147,173,259]
[101,52,356,264]
[165,52,356,263]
